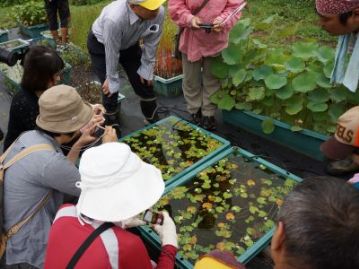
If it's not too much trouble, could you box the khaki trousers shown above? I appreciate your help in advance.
[182,54,220,117]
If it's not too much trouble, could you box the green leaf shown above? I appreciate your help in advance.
[261,118,275,134]
[209,90,226,104]
[265,48,287,66]
[315,47,335,63]
[308,88,330,103]
[328,103,346,122]
[285,57,305,73]
[284,96,303,115]
[222,44,243,65]
[292,42,318,59]
[316,74,332,88]
[292,71,318,93]
[211,58,229,79]
[323,61,334,78]
[229,18,253,44]
[252,39,267,49]
[253,65,273,81]
[291,125,303,132]
[264,74,287,90]
[247,87,265,101]
[275,84,294,100]
[218,94,235,111]
[330,88,347,102]
[307,102,328,112]
[235,103,252,110]
[232,69,247,86]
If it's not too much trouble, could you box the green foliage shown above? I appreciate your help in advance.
[10,1,47,26]
[70,0,104,6]
[211,19,359,135]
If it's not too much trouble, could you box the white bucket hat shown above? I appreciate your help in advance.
[76,142,164,222]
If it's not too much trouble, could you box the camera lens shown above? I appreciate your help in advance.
[0,47,18,66]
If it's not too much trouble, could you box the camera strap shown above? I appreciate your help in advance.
[66,222,114,269]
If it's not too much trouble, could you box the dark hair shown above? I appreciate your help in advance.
[278,177,359,269]
[21,45,64,94]
[339,11,353,25]
[36,126,76,138]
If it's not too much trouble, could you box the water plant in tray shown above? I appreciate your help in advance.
[122,118,223,181]
[152,153,297,262]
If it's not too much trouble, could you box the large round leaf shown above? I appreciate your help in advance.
[330,88,347,102]
[235,102,252,110]
[316,74,332,88]
[211,58,229,79]
[229,19,253,44]
[284,96,303,115]
[264,74,287,90]
[275,84,294,100]
[246,87,265,101]
[292,71,318,93]
[285,57,305,73]
[261,118,275,134]
[222,44,243,65]
[218,94,235,111]
[232,69,247,86]
[292,42,318,59]
[253,65,273,81]
[328,103,346,123]
[323,60,334,78]
[315,47,335,63]
[313,112,328,121]
[265,48,288,66]
[308,88,330,103]
[307,101,328,112]
[209,90,226,104]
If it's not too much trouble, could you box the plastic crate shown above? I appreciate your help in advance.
[223,109,328,161]
[19,23,48,38]
[0,39,29,54]
[0,29,9,43]
[154,74,183,97]
[138,146,302,268]
[120,115,230,186]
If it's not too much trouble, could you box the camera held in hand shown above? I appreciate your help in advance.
[143,209,164,225]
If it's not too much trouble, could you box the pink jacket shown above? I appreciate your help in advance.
[168,0,245,62]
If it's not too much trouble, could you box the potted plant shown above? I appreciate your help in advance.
[120,116,230,185]
[11,1,48,38]
[209,19,359,160]
[139,147,301,268]
[0,29,9,43]
[154,17,183,97]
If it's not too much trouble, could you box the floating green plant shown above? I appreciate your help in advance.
[123,118,223,181]
[153,153,297,263]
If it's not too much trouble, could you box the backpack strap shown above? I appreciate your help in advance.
[5,191,52,238]
[66,222,115,269]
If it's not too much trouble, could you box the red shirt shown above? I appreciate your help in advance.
[44,204,177,269]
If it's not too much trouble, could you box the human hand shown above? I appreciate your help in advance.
[76,120,98,147]
[102,79,112,97]
[102,126,118,143]
[91,104,106,116]
[191,16,201,29]
[153,211,178,248]
[213,17,223,32]
[140,76,153,87]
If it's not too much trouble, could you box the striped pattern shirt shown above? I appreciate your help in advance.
[92,0,165,93]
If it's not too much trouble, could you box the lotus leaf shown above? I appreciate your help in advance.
[264,74,287,90]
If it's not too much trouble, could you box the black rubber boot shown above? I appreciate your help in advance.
[191,109,202,126]
[202,116,216,131]
[140,99,159,124]
[104,112,122,138]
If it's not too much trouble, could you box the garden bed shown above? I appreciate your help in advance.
[139,147,301,268]
[120,116,230,185]
[223,109,329,161]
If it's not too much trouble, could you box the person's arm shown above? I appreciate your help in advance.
[168,0,195,28]
[137,8,165,83]
[213,0,246,31]
[103,18,122,94]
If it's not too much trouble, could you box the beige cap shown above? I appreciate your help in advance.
[321,106,359,160]
[36,84,93,133]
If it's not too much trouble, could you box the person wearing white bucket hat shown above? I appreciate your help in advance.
[1,85,118,269]
[44,142,178,269]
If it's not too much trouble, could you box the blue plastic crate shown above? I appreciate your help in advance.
[120,115,230,186]
[138,146,302,268]
[19,23,48,38]
[154,74,183,97]
[0,29,9,43]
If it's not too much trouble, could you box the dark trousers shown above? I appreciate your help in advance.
[44,0,70,30]
[87,31,158,121]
